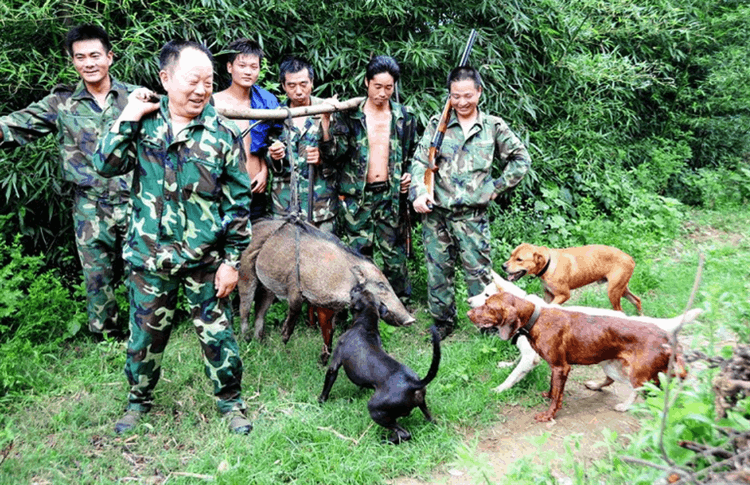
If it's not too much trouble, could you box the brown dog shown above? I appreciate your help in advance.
[502,243,642,313]
[467,291,687,422]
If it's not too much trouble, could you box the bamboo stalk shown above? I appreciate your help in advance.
[215,96,365,120]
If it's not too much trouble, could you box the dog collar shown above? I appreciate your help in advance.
[535,258,551,279]
[510,303,541,345]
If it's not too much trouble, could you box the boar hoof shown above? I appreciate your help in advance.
[319,350,330,366]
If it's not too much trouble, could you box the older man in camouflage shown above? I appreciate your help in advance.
[94,40,253,435]
[411,66,531,340]
[266,56,337,231]
[323,56,417,300]
[0,25,137,339]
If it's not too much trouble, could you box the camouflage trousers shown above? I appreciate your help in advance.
[340,190,411,297]
[124,266,245,415]
[73,193,129,336]
[422,207,493,324]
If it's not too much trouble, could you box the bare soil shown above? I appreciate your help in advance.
[391,366,640,484]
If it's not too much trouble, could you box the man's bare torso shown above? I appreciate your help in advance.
[363,105,391,183]
[213,91,256,175]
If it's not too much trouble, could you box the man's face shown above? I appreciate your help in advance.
[71,39,113,87]
[227,54,260,89]
[282,69,313,108]
[365,72,395,108]
[160,47,213,120]
[449,79,482,119]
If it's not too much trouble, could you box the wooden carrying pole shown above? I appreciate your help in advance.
[215,96,365,120]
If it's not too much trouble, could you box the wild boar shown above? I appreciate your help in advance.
[238,218,414,362]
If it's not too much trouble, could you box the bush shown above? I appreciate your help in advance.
[0,221,86,397]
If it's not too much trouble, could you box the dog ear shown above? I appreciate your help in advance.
[379,302,388,318]
[533,252,546,272]
[351,294,365,313]
[499,306,521,341]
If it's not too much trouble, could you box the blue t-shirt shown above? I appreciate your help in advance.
[249,85,281,154]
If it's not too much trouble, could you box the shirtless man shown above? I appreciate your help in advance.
[323,56,417,300]
[213,38,281,220]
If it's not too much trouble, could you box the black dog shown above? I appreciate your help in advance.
[318,284,441,443]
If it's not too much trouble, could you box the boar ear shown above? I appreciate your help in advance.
[350,265,366,284]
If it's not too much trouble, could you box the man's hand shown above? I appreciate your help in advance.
[214,263,239,298]
[306,146,321,165]
[320,95,339,141]
[119,88,160,122]
[251,163,268,193]
[268,139,285,161]
[413,194,434,213]
[400,172,411,193]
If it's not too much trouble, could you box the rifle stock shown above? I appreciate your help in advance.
[424,29,478,204]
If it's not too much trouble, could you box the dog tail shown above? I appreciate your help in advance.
[418,326,441,387]
[659,307,704,335]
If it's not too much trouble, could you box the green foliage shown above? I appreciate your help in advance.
[0,219,86,397]
[2,0,750,268]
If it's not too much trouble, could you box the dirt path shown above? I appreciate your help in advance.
[392,367,640,484]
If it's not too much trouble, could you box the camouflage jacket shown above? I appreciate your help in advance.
[322,99,417,216]
[266,96,338,222]
[0,77,137,202]
[93,97,252,273]
[410,110,531,210]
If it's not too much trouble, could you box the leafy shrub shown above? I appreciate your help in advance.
[0,222,86,396]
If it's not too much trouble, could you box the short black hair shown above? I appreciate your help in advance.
[65,24,111,57]
[159,40,213,72]
[225,38,264,65]
[365,55,400,83]
[447,66,483,90]
[279,56,314,85]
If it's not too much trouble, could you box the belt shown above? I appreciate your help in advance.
[364,181,389,194]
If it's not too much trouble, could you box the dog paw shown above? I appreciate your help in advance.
[496,361,515,369]
[492,385,510,393]
[534,412,555,423]
[614,403,630,412]
[541,391,551,399]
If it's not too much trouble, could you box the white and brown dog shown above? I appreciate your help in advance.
[468,272,701,408]
[468,290,689,421]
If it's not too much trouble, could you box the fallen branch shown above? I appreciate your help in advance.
[216,96,365,120]
[317,426,360,445]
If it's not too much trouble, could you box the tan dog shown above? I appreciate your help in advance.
[467,291,687,421]
[502,243,642,313]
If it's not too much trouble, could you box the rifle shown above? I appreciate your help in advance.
[395,82,415,259]
[424,30,478,205]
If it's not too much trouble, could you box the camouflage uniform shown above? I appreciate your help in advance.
[267,96,338,233]
[410,110,531,325]
[0,77,137,336]
[323,99,417,296]
[94,97,252,414]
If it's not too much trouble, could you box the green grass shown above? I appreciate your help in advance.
[1,206,749,484]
